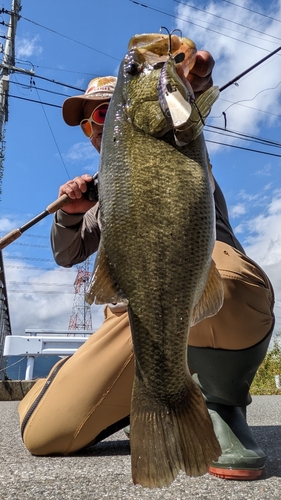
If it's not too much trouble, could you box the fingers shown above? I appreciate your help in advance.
[58,174,93,199]
[187,50,215,96]
[192,51,215,79]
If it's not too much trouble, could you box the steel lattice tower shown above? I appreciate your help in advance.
[68,257,93,333]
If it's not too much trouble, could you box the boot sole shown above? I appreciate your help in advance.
[209,466,264,480]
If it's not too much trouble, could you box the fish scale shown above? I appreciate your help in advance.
[86,35,224,488]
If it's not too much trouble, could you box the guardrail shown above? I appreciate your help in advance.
[3,329,91,380]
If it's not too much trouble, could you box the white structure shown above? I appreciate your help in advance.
[4,329,91,380]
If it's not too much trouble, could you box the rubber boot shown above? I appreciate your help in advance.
[188,330,272,480]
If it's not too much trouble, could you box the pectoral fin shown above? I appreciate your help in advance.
[175,86,220,144]
[85,242,128,306]
[194,85,220,120]
[191,259,224,326]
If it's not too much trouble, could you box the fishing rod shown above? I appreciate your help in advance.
[0,173,98,251]
[219,45,281,92]
[1,46,280,251]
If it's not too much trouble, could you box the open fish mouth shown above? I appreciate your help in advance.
[128,31,197,76]
[127,31,206,141]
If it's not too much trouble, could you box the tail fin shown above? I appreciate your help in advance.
[130,377,221,488]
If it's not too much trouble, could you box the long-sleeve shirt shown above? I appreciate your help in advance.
[51,178,244,269]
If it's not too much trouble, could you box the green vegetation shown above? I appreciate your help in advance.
[251,339,281,395]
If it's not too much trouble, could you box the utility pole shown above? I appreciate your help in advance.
[0,1,21,376]
[0,0,21,196]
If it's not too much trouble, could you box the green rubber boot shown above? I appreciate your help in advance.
[188,330,272,480]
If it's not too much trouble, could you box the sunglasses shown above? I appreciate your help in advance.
[80,102,109,138]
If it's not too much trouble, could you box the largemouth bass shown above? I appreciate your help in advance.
[86,33,224,488]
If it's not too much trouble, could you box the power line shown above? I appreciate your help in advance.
[24,233,49,239]
[16,11,121,62]
[205,125,281,149]
[10,78,70,98]
[5,255,54,262]
[8,93,61,108]
[206,139,281,158]
[0,231,49,239]
[33,83,70,179]
[173,0,281,45]
[30,64,97,77]
[5,82,281,157]
[221,0,281,24]
[5,242,49,248]
[5,264,74,271]
[4,2,279,137]
[14,57,98,78]
[213,97,281,120]
[7,289,74,294]
[129,1,281,53]
[7,280,73,286]
[0,62,87,92]
[5,82,281,158]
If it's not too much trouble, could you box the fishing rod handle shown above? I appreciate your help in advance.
[0,175,97,251]
[46,193,71,214]
[0,193,71,251]
[0,228,22,251]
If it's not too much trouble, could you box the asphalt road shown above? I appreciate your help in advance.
[0,396,281,499]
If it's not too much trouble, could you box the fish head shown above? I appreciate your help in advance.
[118,33,197,137]
[119,47,169,136]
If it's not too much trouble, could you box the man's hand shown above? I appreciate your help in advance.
[188,50,215,98]
[58,174,97,214]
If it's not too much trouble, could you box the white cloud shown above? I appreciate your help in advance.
[255,165,273,177]
[1,206,104,341]
[64,141,98,162]
[268,194,281,215]
[240,190,281,330]
[175,0,281,141]
[231,186,281,264]
[0,217,19,232]
[229,203,246,218]
[16,35,43,59]
[3,255,104,336]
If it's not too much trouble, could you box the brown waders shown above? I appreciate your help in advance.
[18,241,274,480]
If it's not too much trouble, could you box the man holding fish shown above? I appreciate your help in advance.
[19,34,274,487]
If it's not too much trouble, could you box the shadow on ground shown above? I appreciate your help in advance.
[76,439,131,457]
[71,423,281,480]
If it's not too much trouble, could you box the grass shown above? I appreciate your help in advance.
[251,339,281,395]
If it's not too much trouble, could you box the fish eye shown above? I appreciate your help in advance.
[125,62,142,75]
[174,52,185,64]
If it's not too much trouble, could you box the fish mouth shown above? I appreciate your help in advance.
[128,33,196,132]
[123,35,197,138]
[128,33,197,79]
[157,53,195,132]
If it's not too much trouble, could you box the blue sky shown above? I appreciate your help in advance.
[0,0,281,336]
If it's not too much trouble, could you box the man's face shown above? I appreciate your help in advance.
[82,99,108,152]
